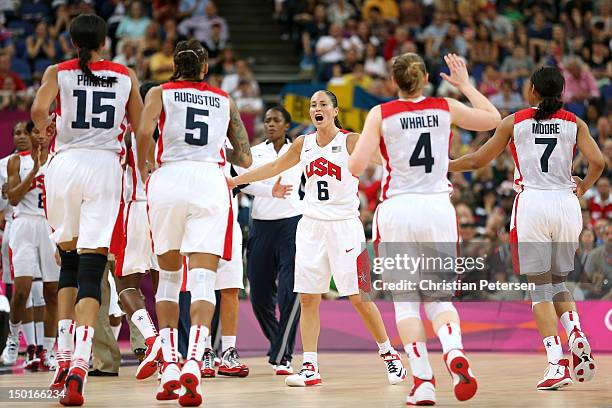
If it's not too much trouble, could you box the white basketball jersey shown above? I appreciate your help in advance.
[13,153,47,218]
[124,135,146,202]
[0,155,13,220]
[54,59,132,154]
[379,97,453,199]
[157,81,230,164]
[511,108,577,191]
[300,130,359,220]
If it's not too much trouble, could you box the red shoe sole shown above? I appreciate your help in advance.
[275,370,292,375]
[50,368,69,391]
[59,375,84,406]
[218,366,249,377]
[448,356,477,402]
[201,369,216,378]
[156,379,180,401]
[304,378,322,386]
[179,372,202,407]
[407,400,435,406]
[136,361,158,380]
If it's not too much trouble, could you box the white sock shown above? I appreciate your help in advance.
[111,323,121,340]
[303,352,318,371]
[543,335,563,364]
[130,308,158,340]
[57,319,75,363]
[159,327,180,363]
[73,326,94,369]
[560,311,582,337]
[35,322,45,346]
[204,335,212,350]
[377,338,393,355]
[23,322,36,346]
[222,335,236,352]
[405,342,433,380]
[43,337,55,352]
[8,321,21,339]
[187,325,209,361]
[437,322,463,354]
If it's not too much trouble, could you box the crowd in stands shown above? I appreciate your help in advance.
[0,0,610,300]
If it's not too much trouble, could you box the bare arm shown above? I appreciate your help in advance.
[348,106,382,176]
[31,65,59,134]
[230,136,304,187]
[574,118,604,197]
[7,154,38,206]
[448,114,514,172]
[135,86,162,181]
[226,98,253,168]
[441,54,501,131]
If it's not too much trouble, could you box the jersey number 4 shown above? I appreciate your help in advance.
[185,107,209,146]
[409,132,434,173]
[535,137,557,173]
[71,90,116,129]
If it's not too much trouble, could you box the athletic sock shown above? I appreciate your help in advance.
[57,319,75,364]
[8,321,21,339]
[405,342,433,380]
[43,337,55,352]
[222,335,236,353]
[23,322,36,346]
[377,338,393,355]
[130,308,158,340]
[560,311,582,337]
[543,335,563,364]
[35,322,45,346]
[303,352,318,371]
[437,322,463,354]
[204,335,212,350]
[187,325,209,361]
[159,327,180,363]
[72,325,94,371]
[111,323,121,340]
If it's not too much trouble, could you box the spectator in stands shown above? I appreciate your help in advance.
[588,177,612,225]
[433,23,468,59]
[25,21,56,68]
[203,22,226,69]
[383,26,414,61]
[348,21,380,59]
[482,2,513,43]
[116,0,152,42]
[561,57,601,104]
[586,41,611,85]
[315,23,346,81]
[398,0,423,34]
[141,22,162,58]
[470,25,499,72]
[528,9,553,41]
[490,79,525,114]
[583,221,612,300]
[364,6,389,42]
[234,79,263,117]
[478,65,503,98]
[113,39,142,73]
[179,0,208,19]
[178,1,228,45]
[0,53,25,91]
[152,0,179,23]
[363,43,386,79]
[148,39,174,82]
[49,3,70,39]
[343,63,373,89]
[221,59,259,97]
[161,18,185,44]
[362,0,399,23]
[500,45,534,82]
[0,20,14,57]
[421,12,448,58]
[327,0,356,27]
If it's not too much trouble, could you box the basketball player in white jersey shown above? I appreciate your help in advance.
[136,39,252,406]
[349,53,502,405]
[448,66,603,391]
[0,121,31,366]
[5,121,60,373]
[31,14,143,406]
[230,90,408,388]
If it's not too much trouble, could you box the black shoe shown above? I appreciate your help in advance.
[88,369,118,377]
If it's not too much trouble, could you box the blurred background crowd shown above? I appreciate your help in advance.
[0,0,610,301]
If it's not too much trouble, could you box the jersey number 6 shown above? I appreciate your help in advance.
[185,107,209,146]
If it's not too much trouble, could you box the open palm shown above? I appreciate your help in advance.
[440,53,470,88]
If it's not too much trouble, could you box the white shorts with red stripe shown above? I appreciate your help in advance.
[294,216,366,297]
[108,272,125,317]
[510,188,581,275]
[116,200,158,276]
[2,220,12,284]
[9,215,59,282]
[146,161,232,259]
[45,149,123,249]
[215,218,244,290]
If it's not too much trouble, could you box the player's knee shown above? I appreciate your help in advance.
[155,269,182,303]
[12,287,29,303]
[221,288,239,300]
[43,285,58,306]
[76,253,107,304]
[188,268,216,304]
[58,249,79,290]
[552,282,569,297]
[299,294,320,308]
[348,294,366,308]
[530,282,553,308]
[394,301,420,323]
[424,301,457,321]
[31,281,45,308]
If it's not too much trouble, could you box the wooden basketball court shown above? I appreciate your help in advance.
[0,352,609,407]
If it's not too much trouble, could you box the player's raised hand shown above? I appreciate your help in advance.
[440,53,470,89]
[272,177,293,199]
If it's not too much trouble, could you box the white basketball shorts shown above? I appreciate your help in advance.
[116,200,158,276]
[9,215,59,282]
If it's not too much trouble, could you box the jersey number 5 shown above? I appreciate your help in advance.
[185,107,209,146]
[535,137,557,173]
[71,90,116,129]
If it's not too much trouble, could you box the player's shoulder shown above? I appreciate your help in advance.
[161,81,229,98]
[381,97,448,119]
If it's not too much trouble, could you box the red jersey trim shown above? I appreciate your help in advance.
[380,97,449,119]
[18,151,30,156]
[161,81,229,98]
[514,108,576,125]
[379,135,392,200]
[156,107,166,165]
[57,59,129,76]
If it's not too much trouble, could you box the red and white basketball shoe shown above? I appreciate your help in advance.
[201,349,216,378]
[50,358,71,391]
[381,350,407,385]
[443,349,477,401]
[406,376,436,406]
[156,362,181,401]
[218,348,249,377]
[59,359,88,406]
[136,336,162,380]
[285,363,321,387]
[568,329,596,383]
[23,344,40,371]
[537,359,573,390]
[275,359,293,375]
[179,359,203,407]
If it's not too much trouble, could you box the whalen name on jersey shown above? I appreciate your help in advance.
[400,114,439,130]
[532,122,560,135]
[173,91,221,108]
[76,74,115,87]
[305,157,342,181]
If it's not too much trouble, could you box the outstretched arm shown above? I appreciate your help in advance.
[226,98,253,168]
[574,118,604,197]
[449,114,513,172]
[348,106,382,176]
[230,136,304,187]
[31,65,59,134]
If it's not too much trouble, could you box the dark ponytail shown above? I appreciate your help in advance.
[321,90,342,129]
[530,66,564,122]
[170,39,208,82]
[70,14,116,86]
